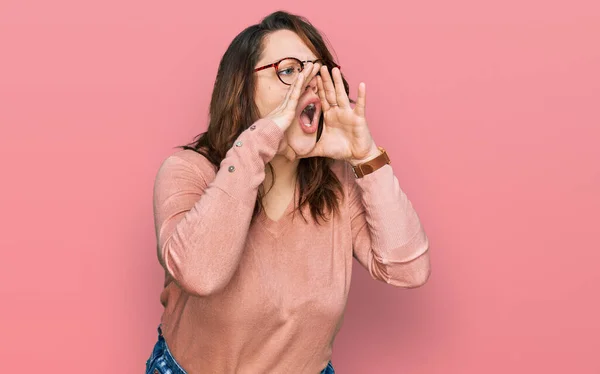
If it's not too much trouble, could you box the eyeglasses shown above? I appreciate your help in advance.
[254,57,341,86]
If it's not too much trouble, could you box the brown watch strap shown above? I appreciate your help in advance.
[352,147,391,178]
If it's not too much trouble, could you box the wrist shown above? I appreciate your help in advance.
[348,143,380,166]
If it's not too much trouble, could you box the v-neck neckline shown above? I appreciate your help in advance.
[257,183,298,237]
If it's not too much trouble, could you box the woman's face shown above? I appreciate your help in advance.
[254,29,321,161]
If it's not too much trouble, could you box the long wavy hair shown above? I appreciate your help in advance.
[181,11,351,224]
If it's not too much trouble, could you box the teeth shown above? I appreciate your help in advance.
[305,122,312,127]
[303,103,315,112]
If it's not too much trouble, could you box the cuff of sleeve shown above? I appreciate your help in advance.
[353,163,394,191]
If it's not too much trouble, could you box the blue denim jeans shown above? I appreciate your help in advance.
[146,326,335,374]
[146,326,187,374]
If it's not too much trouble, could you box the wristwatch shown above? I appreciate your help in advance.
[352,147,391,178]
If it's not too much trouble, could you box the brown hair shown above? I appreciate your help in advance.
[181,11,351,224]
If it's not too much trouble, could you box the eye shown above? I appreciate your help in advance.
[278,67,296,76]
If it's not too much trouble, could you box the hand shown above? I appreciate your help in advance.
[264,62,321,132]
[303,66,380,164]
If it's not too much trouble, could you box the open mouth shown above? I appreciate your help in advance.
[299,102,320,134]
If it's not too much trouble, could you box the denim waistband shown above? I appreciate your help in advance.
[152,326,333,374]
[150,325,187,374]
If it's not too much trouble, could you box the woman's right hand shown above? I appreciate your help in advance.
[265,62,321,132]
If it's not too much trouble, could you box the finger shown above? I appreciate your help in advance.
[275,84,294,112]
[354,82,366,117]
[300,62,313,85]
[312,61,322,77]
[279,69,302,105]
[317,76,330,111]
[302,62,320,90]
[319,65,337,105]
[332,67,350,108]
[313,61,323,75]
[285,72,305,110]
[279,79,295,109]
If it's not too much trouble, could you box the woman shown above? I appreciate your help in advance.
[147,10,431,374]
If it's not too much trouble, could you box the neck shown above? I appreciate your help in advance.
[263,155,299,192]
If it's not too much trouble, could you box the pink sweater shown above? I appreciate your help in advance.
[152,118,430,373]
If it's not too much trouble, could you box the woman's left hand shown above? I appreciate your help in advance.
[302,66,380,165]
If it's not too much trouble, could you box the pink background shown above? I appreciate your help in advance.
[1,0,599,372]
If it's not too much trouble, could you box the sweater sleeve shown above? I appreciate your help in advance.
[152,119,283,296]
[347,162,431,288]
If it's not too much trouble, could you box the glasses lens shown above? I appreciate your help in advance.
[277,58,302,85]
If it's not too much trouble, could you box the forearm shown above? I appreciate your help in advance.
[156,119,284,296]
[352,163,431,287]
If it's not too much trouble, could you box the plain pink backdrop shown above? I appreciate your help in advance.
[1,0,599,372]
